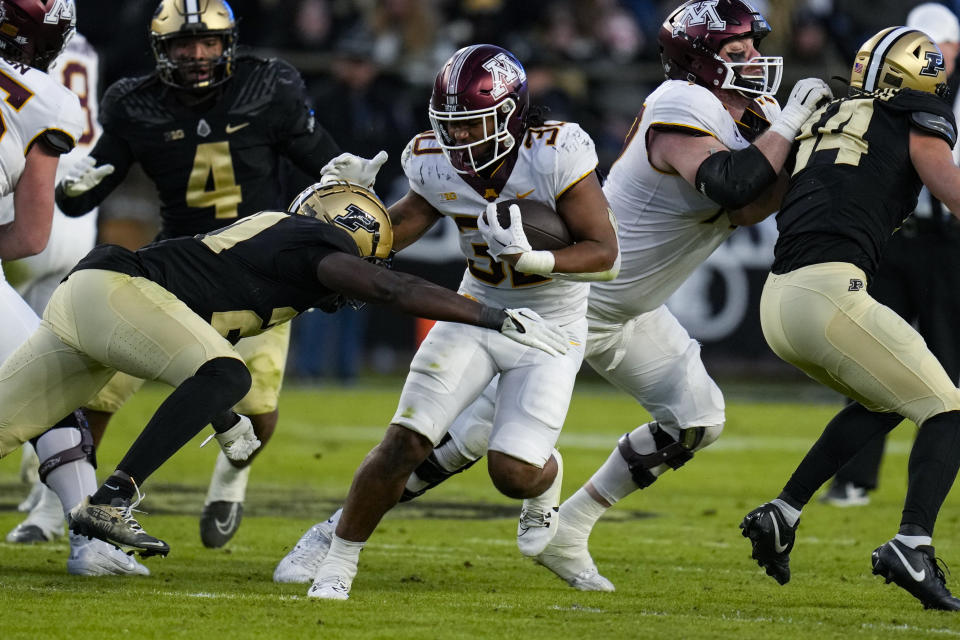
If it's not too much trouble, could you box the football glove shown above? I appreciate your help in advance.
[478,202,531,261]
[60,156,115,197]
[769,77,832,141]
[319,150,388,189]
[500,308,569,357]
[201,414,261,462]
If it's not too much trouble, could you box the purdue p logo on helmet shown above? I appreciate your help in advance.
[288,182,394,261]
[850,27,948,97]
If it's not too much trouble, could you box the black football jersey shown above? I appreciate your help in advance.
[69,212,360,342]
[771,89,957,277]
[56,54,339,238]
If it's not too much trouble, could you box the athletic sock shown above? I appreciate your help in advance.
[900,410,960,537]
[552,487,608,548]
[590,423,661,504]
[91,473,135,505]
[205,451,251,504]
[894,534,932,549]
[322,535,364,581]
[771,498,801,527]
[35,426,96,514]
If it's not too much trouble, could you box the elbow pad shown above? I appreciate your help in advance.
[694,145,777,210]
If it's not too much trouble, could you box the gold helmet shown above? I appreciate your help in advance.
[288,181,394,261]
[150,0,237,91]
[850,27,948,97]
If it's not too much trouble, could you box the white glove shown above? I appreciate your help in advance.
[201,414,261,462]
[769,77,832,141]
[60,156,115,197]
[320,150,388,189]
[499,308,569,357]
[478,202,531,261]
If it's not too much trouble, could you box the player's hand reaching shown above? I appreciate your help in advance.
[60,156,115,197]
[770,78,832,141]
[320,150,388,189]
[479,202,531,261]
[499,308,569,356]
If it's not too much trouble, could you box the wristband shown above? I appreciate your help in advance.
[515,250,555,275]
[478,306,509,330]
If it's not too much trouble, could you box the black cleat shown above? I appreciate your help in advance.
[740,502,798,585]
[872,539,960,611]
[199,501,243,548]
[69,496,170,558]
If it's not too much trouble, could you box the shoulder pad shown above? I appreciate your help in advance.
[647,82,728,138]
[910,111,957,148]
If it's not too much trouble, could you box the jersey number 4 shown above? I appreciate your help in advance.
[187,141,243,219]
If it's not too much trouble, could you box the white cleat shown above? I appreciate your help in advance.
[307,574,352,600]
[273,511,338,584]
[67,533,151,576]
[17,481,44,512]
[7,484,65,543]
[517,449,563,557]
[536,543,615,592]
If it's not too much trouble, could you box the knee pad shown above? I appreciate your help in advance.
[30,410,96,483]
[196,357,252,404]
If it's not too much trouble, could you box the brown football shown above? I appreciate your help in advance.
[493,198,573,250]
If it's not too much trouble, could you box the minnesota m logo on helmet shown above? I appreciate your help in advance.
[482,53,525,100]
[43,0,74,24]
[673,0,726,36]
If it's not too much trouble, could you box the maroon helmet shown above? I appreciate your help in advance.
[0,0,76,70]
[659,0,782,96]
[428,44,529,175]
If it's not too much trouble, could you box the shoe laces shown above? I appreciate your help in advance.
[116,480,148,532]
[519,507,551,530]
[313,575,349,593]
[934,556,952,586]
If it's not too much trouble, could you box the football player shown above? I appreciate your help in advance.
[740,27,960,611]
[0,0,148,576]
[295,41,624,602]
[0,181,569,559]
[273,0,831,594]
[5,30,104,546]
[51,0,344,548]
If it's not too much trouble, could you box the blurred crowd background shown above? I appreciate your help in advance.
[69,0,955,384]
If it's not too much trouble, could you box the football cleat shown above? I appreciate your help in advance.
[819,481,870,507]
[872,539,960,610]
[517,449,563,557]
[536,542,615,592]
[273,513,338,583]
[740,502,798,585]
[69,494,170,557]
[307,574,352,600]
[7,484,64,543]
[199,501,243,548]
[66,532,151,577]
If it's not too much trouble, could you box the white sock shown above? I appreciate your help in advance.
[552,487,608,548]
[895,534,932,549]
[771,499,801,527]
[322,534,364,581]
[35,428,96,515]
[590,423,665,504]
[205,450,251,504]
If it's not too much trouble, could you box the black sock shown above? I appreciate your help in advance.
[115,357,251,485]
[900,410,960,537]
[91,474,135,505]
[781,403,901,506]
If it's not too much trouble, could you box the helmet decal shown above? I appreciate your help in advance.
[482,53,526,100]
[43,0,73,24]
[673,1,726,35]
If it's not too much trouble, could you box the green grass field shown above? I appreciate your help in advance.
[2,381,960,639]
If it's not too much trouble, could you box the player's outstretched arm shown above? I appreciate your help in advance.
[0,144,58,260]
[911,130,960,216]
[314,253,568,355]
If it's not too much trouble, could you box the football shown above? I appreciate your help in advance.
[492,198,573,250]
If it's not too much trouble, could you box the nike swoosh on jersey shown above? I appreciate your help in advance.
[225,122,250,134]
[890,542,926,582]
[771,511,788,553]
[516,188,535,199]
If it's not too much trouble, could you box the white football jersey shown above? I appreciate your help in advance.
[588,80,780,321]
[401,121,598,322]
[0,57,82,200]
